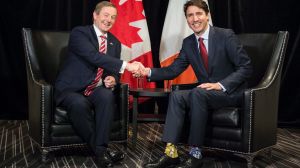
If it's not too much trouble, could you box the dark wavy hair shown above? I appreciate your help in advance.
[184,0,209,16]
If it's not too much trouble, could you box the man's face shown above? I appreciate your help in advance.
[186,5,209,36]
[93,6,117,33]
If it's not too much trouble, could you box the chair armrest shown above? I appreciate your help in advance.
[26,78,53,147]
[171,83,200,91]
[242,72,282,152]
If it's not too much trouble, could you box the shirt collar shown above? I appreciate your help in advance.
[93,24,107,38]
[195,25,210,40]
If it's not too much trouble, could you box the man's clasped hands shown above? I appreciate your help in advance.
[102,61,146,89]
[125,61,150,78]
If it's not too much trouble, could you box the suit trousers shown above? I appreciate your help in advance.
[58,86,115,156]
[162,87,241,146]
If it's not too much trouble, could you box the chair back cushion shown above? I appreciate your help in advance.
[28,30,69,84]
[237,33,277,88]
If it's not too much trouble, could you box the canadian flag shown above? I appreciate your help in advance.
[110,0,155,90]
[160,0,212,88]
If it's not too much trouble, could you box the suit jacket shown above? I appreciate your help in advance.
[55,25,123,104]
[150,26,252,95]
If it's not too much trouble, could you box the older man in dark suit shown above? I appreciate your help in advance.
[140,0,252,168]
[54,1,142,168]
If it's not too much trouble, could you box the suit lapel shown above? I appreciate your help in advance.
[208,26,216,74]
[106,32,115,56]
[188,35,209,77]
[89,26,99,50]
[90,26,115,56]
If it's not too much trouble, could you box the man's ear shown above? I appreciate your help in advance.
[93,11,98,20]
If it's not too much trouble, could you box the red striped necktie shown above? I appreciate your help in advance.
[84,35,107,96]
[198,37,208,72]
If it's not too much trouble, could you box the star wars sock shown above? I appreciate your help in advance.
[189,147,202,159]
[164,143,179,158]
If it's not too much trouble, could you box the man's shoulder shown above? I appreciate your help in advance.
[71,25,91,33]
[211,26,235,37]
[183,34,196,43]
[69,25,96,40]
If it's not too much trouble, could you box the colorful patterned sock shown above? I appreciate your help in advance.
[164,143,178,158]
[189,147,202,159]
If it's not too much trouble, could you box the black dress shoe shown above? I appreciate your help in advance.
[175,157,203,168]
[94,152,114,168]
[106,148,125,163]
[143,154,180,168]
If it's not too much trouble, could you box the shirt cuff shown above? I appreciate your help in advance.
[119,61,127,74]
[218,82,226,92]
[148,69,152,77]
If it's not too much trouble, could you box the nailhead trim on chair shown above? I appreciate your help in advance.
[248,91,253,154]
[30,137,87,150]
[41,87,45,146]
[202,144,276,155]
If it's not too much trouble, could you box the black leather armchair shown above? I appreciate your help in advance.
[171,31,289,167]
[22,28,129,161]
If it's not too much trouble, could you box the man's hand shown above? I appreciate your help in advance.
[140,67,151,77]
[125,61,144,74]
[104,76,116,89]
[197,83,222,90]
[133,67,151,78]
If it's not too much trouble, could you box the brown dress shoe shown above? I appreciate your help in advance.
[143,154,180,168]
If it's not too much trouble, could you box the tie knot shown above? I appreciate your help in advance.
[198,37,204,42]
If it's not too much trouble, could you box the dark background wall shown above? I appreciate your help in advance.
[0,0,299,127]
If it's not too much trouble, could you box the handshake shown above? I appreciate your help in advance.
[125,61,150,78]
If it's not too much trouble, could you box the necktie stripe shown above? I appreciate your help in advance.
[99,35,106,53]
[84,35,107,96]
[199,37,209,72]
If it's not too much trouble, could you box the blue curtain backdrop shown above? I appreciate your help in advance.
[0,0,299,127]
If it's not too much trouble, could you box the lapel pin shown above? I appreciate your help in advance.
[110,42,113,45]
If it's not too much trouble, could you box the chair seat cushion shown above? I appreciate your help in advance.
[53,107,127,142]
[54,106,123,124]
[55,107,69,124]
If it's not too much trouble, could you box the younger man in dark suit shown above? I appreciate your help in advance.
[55,1,143,168]
[140,0,252,167]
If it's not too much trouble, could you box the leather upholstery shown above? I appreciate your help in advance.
[172,31,289,156]
[22,28,129,151]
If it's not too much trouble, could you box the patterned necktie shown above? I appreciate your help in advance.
[198,37,208,72]
[84,35,106,96]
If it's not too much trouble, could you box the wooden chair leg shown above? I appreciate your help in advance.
[40,148,56,163]
[265,148,273,159]
[41,149,50,163]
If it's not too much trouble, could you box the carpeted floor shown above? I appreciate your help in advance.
[0,120,299,168]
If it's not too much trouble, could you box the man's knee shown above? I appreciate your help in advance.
[71,97,91,111]
[189,88,208,100]
[92,88,115,104]
[62,92,90,109]
[169,90,187,102]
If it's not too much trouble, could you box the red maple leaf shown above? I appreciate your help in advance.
[110,0,144,48]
